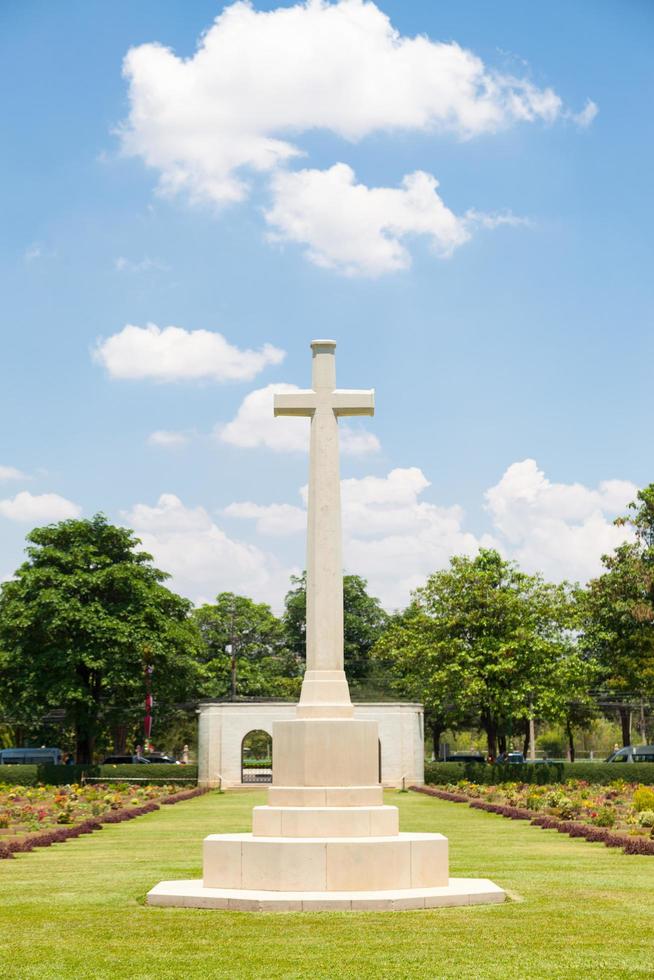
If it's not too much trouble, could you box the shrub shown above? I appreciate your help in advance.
[623,836,654,855]
[423,762,654,787]
[0,763,199,787]
[637,810,654,828]
[633,787,654,812]
[592,806,616,828]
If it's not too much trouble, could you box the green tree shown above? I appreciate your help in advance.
[0,514,201,762]
[283,573,388,684]
[193,592,301,700]
[582,484,654,745]
[374,549,580,759]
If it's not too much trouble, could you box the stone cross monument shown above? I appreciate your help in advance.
[148,340,505,911]
[274,339,374,719]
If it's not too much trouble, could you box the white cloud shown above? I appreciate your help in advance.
[114,256,168,273]
[93,323,285,382]
[229,467,487,607]
[123,493,294,607]
[24,243,42,262]
[224,501,306,536]
[484,459,635,583]
[120,0,576,209]
[148,429,190,448]
[218,383,381,454]
[266,166,472,275]
[0,491,81,523]
[226,460,636,609]
[0,466,28,482]
[572,99,598,128]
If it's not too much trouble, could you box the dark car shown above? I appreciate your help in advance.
[496,752,525,764]
[102,755,150,764]
[144,753,179,765]
[442,752,486,764]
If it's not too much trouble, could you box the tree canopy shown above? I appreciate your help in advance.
[193,592,301,700]
[0,514,201,762]
[374,549,584,758]
[581,484,654,743]
[283,572,388,685]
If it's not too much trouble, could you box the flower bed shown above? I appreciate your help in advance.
[411,779,654,856]
[0,781,210,859]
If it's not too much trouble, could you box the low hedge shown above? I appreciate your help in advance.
[412,784,654,856]
[0,764,197,787]
[423,761,654,786]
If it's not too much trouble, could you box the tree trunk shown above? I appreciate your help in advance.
[565,718,575,763]
[112,724,127,754]
[483,713,497,761]
[619,707,631,747]
[75,727,95,765]
[430,720,443,760]
[522,718,530,757]
[498,733,507,755]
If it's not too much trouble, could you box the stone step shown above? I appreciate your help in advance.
[203,831,448,892]
[252,804,399,837]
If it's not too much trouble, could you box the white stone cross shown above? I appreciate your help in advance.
[274,340,374,718]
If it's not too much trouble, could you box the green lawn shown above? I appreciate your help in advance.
[1,789,652,979]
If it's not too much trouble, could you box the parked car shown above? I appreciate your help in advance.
[0,747,63,765]
[496,752,525,764]
[144,753,179,765]
[101,755,150,764]
[442,752,487,764]
[605,745,654,763]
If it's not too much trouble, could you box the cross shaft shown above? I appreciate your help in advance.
[274,340,374,717]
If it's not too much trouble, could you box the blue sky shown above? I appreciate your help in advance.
[1,0,652,609]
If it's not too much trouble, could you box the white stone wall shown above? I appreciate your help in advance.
[197,701,424,788]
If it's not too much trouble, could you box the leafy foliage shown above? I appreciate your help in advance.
[582,484,654,714]
[193,592,301,700]
[374,549,582,757]
[0,515,201,762]
[283,572,388,683]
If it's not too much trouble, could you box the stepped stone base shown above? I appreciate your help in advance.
[147,877,506,911]
[203,832,448,891]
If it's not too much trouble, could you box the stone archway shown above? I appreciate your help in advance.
[241,729,273,784]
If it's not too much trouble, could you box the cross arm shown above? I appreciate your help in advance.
[274,391,317,417]
[331,389,375,417]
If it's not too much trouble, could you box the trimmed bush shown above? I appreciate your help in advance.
[0,765,39,786]
[423,761,654,786]
[0,763,198,787]
[424,761,564,785]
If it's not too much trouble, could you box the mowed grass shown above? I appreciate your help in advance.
[0,789,653,980]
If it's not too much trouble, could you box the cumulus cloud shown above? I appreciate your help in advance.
[148,430,190,448]
[226,460,636,609]
[229,467,487,607]
[224,501,306,536]
[217,383,380,454]
[266,166,472,275]
[484,459,635,583]
[0,491,81,523]
[120,0,575,209]
[0,466,28,482]
[572,99,598,128]
[123,493,294,606]
[93,323,285,382]
[118,1,592,274]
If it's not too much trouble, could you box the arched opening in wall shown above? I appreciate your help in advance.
[378,739,382,784]
[241,729,272,784]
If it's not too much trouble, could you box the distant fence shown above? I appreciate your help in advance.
[0,763,198,787]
